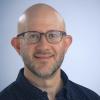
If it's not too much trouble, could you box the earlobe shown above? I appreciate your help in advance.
[11,37,20,54]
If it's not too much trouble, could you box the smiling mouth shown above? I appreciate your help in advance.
[34,53,54,60]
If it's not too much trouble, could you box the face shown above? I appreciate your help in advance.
[20,36,67,79]
[12,8,72,79]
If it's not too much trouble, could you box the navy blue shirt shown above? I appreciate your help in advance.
[0,68,100,100]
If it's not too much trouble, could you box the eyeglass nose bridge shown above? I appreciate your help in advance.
[38,32,49,43]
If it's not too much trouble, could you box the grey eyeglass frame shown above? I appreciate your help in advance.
[17,30,67,44]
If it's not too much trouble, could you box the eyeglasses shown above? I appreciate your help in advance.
[17,30,67,44]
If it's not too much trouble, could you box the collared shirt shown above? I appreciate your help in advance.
[0,68,100,100]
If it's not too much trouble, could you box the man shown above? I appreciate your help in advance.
[0,3,100,100]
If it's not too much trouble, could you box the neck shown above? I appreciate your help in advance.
[24,67,63,100]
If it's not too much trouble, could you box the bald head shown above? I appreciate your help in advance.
[18,3,65,34]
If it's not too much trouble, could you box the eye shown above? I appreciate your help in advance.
[49,34,56,38]
[48,32,61,39]
[30,34,39,39]
[28,32,40,41]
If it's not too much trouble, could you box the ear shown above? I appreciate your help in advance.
[63,35,72,52]
[11,37,21,54]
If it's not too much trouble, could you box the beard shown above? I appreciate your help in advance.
[20,50,65,79]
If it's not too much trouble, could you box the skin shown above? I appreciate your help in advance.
[11,3,72,100]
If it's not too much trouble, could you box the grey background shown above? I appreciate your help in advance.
[0,0,100,95]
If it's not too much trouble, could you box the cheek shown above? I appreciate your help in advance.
[20,44,34,58]
[57,42,66,52]
[54,44,66,57]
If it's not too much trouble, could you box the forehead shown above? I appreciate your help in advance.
[18,15,65,34]
[18,4,65,34]
[28,16,64,30]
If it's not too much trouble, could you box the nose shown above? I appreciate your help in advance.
[36,34,50,50]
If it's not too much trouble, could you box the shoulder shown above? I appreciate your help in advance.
[68,80,100,100]
[0,82,20,100]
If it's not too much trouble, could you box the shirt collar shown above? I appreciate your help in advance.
[16,68,46,98]
[16,68,69,99]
